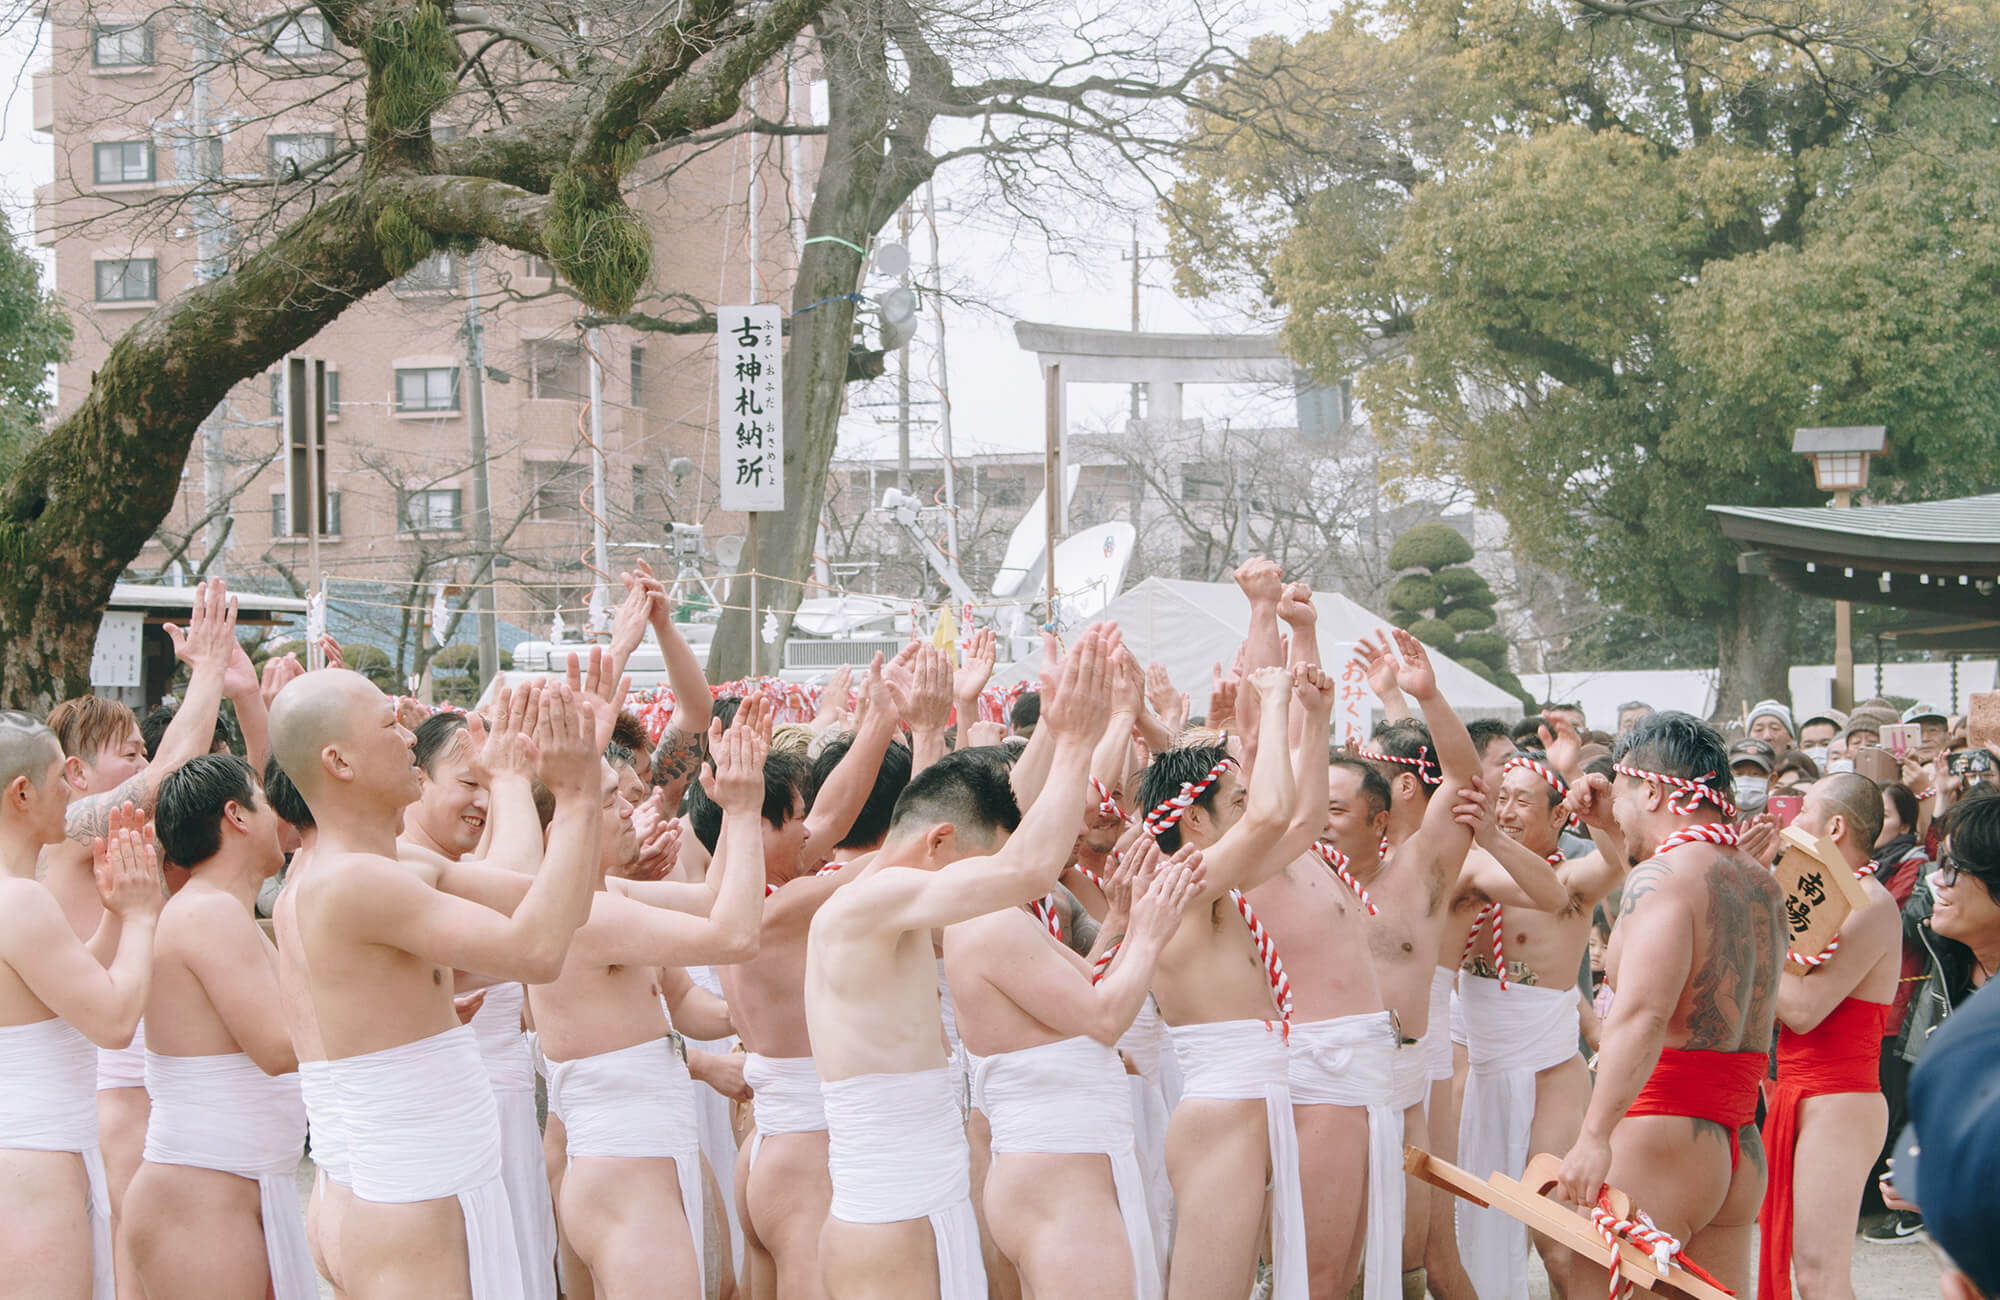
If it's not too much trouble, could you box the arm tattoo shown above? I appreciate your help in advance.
[1618,862,1667,918]
[651,725,707,789]
[65,772,150,846]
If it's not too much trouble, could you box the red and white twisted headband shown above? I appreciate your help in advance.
[1360,745,1440,786]
[1613,763,1737,820]
[1508,754,1581,830]
[1142,755,1235,837]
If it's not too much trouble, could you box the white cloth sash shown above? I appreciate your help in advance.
[469,986,554,1300]
[1288,1013,1403,1300]
[1456,977,1582,1300]
[745,1052,827,1170]
[683,965,745,1279]
[1169,1019,1307,1300]
[824,1067,986,1300]
[95,1015,146,1091]
[545,1036,704,1296]
[975,1038,1163,1300]
[0,1017,112,1300]
[143,1052,315,1300]
[1427,967,1457,1080]
[1389,1036,1432,1112]
[327,1025,521,1300]
[296,1059,348,1187]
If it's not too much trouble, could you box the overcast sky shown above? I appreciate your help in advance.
[0,13,1295,462]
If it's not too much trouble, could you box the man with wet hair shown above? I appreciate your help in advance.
[0,710,163,1299]
[122,754,311,1300]
[1556,711,1786,1297]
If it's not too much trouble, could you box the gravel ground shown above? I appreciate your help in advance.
[295,1157,1946,1299]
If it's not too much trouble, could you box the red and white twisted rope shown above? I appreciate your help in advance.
[1463,903,1509,991]
[1614,764,1738,820]
[1141,756,1234,837]
[1091,943,1119,985]
[1091,777,1132,826]
[1652,822,1743,856]
[1360,745,1440,785]
[1028,895,1063,939]
[1507,754,1581,830]
[1311,840,1378,915]
[1589,1197,1680,1300]
[1231,888,1293,1027]
[1787,864,1874,970]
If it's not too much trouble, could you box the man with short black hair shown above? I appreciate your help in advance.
[804,626,1115,1300]
[122,754,312,1300]
[1798,711,1846,760]
[1543,702,1586,733]
[1556,711,1786,1296]
[1615,702,1653,737]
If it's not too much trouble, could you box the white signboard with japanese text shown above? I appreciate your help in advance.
[1330,640,1372,748]
[90,610,144,688]
[718,305,784,512]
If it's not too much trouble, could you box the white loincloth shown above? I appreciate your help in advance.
[684,965,745,1276]
[94,1015,146,1091]
[824,1067,986,1300]
[1427,968,1457,1081]
[296,1059,348,1187]
[143,1052,315,1300]
[1288,1013,1403,1300]
[0,1017,112,1300]
[1169,1019,1307,1300]
[744,1052,826,1169]
[328,1024,522,1300]
[545,1036,705,1296]
[1455,978,1582,1300]
[1389,1035,1431,1113]
[936,958,971,1113]
[974,1038,1163,1300]
[1450,989,1468,1048]
[470,985,555,1300]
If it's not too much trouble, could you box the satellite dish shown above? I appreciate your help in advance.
[714,535,745,568]
[879,287,918,324]
[872,242,910,276]
[880,314,919,352]
[1050,522,1136,627]
[667,455,694,479]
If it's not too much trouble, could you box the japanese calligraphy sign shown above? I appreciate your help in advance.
[718,305,783,512]
[1329,641,1371,748]
[1774,825,1871,969]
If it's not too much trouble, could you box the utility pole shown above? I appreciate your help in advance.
[925,184,959,565]
[1121,222,1146,427]
[585,326,612,639]
[462,258,499,685]
[896,201,914,494]
[187,4,229,575]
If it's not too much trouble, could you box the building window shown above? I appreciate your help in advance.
[523,253,556,281]
[271,490,341,536]
[630,463,648,515]
[267,132,334,178]
[431,123,459,143]
[526,339,584,400]
[268,369,339,418]
[400,488,462,533]
[394,366,459,413]
[527,459,586,522]
[265,12,335,57]
[95,258,157,303]
[92,23,152,67]
[985,475,1024,507]
[629,346,646,404]
[394,251,456,293]
[93,141,154,185]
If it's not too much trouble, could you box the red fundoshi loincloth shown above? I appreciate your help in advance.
[1756,997,1892,1300]
[1627,1046,1766,1168]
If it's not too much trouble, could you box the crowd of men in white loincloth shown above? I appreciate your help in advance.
[0,556,1931,1300]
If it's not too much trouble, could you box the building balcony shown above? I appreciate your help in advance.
[31,67,51,132]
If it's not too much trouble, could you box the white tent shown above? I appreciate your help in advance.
[998,576,1525,721]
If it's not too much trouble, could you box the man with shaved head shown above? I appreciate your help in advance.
[1756,773,1900,1300]
[271,668,604,1300]
[0,711,165,1298]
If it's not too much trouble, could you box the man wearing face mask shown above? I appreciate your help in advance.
[1798,711,1847,771]
[1728,739,1778,816]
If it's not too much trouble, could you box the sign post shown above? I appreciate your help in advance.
[718,306,783,678]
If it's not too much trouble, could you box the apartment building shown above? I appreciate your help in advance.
[31,1,807,656]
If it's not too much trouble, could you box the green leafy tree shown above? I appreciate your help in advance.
[0,217,71,485]
[1170,0,2000,712]
[1385,523,1533,707]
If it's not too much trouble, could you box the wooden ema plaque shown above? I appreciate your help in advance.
[1774,825,1870,970]
[1404,1148,1731,1299]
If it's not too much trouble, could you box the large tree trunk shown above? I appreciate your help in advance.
[0,195,388,709]
[707,8,930,681]
[1710,574,1798,724]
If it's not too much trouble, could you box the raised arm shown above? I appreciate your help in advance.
[9,810,163,1047]
[1189,666,1298,902]
[902,646,954,776]
[1234,557,1287,673]
[874,626,1117,933]
[1008,633,1065,805]
[1557,864,1693,1202]
[1469,814,1569,912]
[185,902,298,1075]
[951,628,997,735]
[1391,630,1480,884]
[800,656,899,862]
[1351,632,1413,724]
